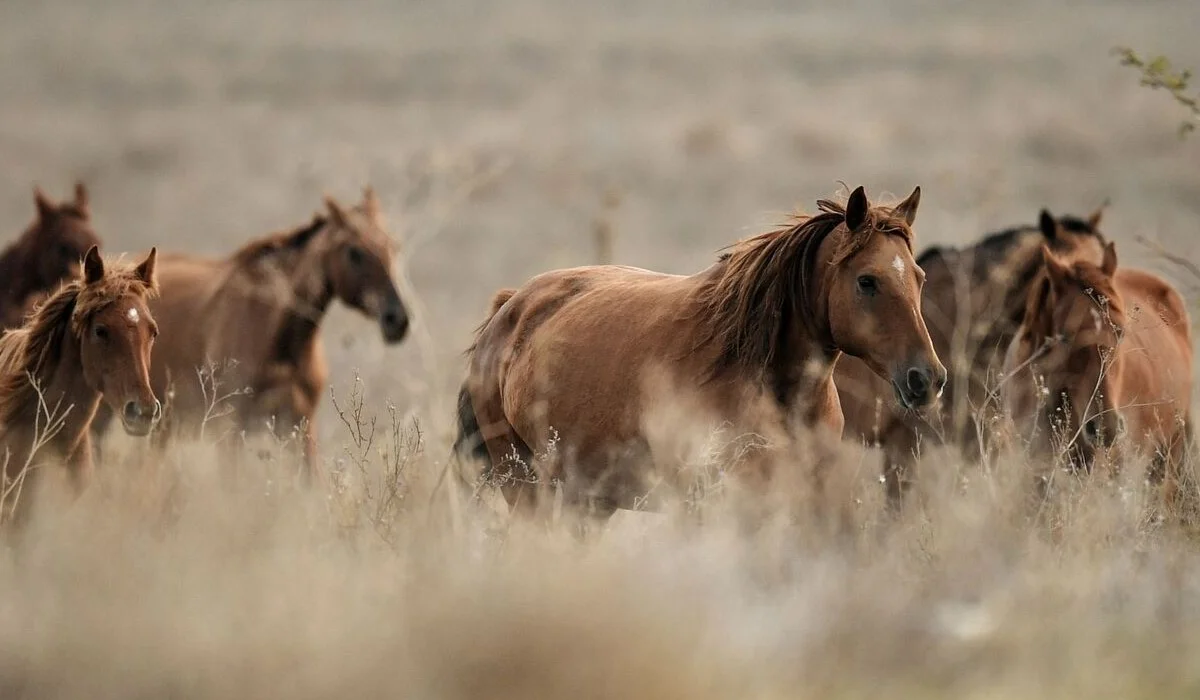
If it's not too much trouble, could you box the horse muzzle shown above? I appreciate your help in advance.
[121,398,162,437]
[379,303,410,344]
[891,363,947,411]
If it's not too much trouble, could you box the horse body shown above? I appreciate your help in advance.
[0,183,101,329]
[460,186,945,518]
[0,246,159,521]
[1003,244,1192,495]
[835,209,1109,506]
[90,189,408,481]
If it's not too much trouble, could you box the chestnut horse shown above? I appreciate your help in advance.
[456,185,946,520]
[1002,242,1193,503]
[0,183,102,329]
[835,207,1109,508]
[0,246,159,521]
[90,188,409,482]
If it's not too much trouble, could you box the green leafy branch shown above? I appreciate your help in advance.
[1114,47,1199,138]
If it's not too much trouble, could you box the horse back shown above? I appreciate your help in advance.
[471,265,710,463]
[1115,268,1193,443]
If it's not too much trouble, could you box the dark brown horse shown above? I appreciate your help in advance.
[90,188,409,482]
[0,246,159,521]
[1002,242,1193,504]
[455,185,945,520]
[0,183,102,329]
[835,207,1110,507]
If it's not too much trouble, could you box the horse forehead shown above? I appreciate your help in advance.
[337,216,394,253]
[94,295,152,327]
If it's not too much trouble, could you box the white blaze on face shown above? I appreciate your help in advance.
[1089,307,1103,331]
[126,307,140,324]
[891,254,906,278]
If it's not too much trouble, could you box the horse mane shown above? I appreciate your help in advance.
[693,197,911,379]
[0,263,157,427]
[229,215,327,268]
[916,212,1105,268]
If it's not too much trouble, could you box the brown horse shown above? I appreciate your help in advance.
[835,207,1110,508]
[1002,242,1193,501]
[0,183,102,329]
[455,185,945,520]
[90,188,409,482]
[0,246,159,520]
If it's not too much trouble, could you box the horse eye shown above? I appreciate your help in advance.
[93,325,109,342]
[856,275,879,296]
[345,246,365,265]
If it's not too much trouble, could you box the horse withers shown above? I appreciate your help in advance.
[456,185,945,522]
[1002,241,1193,508]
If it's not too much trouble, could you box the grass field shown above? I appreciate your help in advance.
[3,0,1200,697]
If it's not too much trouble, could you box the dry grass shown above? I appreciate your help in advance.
[4,0,1200,697]
[4,395,1200,699]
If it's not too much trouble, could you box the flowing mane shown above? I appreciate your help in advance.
[228,215,327,269]
[0,265,157,427]
[693,197,913,378]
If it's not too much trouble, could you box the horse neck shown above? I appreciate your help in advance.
[770,246,840,410]
[265,248,334,368]
[978,231,1051,336]
[1,330,100,466]
[0,229,37,307]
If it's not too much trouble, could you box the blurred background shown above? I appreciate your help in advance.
[2,0,1198,445]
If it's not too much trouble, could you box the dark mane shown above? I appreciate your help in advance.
[692,198,910,380]
[0,263,157,426]
[914,213,1104,268]
[230,215,327,267]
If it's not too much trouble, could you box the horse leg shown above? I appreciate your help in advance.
[1159,417,1197,525]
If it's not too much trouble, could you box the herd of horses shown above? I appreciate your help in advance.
[0,181,1192,526]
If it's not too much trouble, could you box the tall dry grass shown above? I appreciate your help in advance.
[2,373,1200,700]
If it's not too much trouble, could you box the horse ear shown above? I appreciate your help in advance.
[845,186,869,231]
[135,247,158,288]
[1038,209,1057,241]
[1027,276,1055,339]
[1041,244,1070,282]
[324,195,350,229]
[891,186,921,226]
[1101,241,1118,277]
[34,186,54,220]
[73,182,90,214]
[362,186,383,223]
[1087,199,1110,230]
[83,245,105,284]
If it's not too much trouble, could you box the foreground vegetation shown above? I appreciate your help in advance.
[1,376,1198,700]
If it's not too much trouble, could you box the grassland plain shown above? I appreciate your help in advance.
[3,0,1200,697]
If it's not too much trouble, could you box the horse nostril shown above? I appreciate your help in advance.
[1084,417,1101,444]
[906,367,930,398]
[152,398,163,420]
[123,401,140,421]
